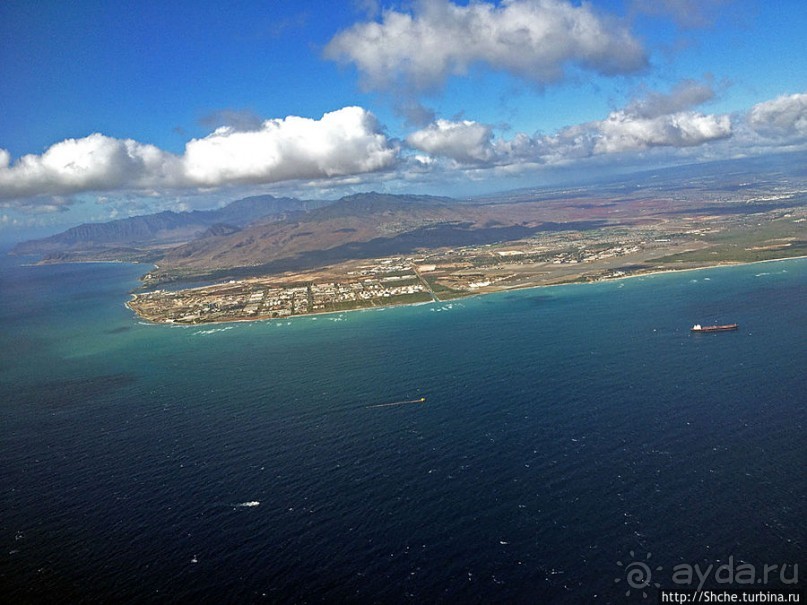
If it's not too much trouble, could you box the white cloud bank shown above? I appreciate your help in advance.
[624,79,717,119]
[0,136,177,200]
[324,0,647,93]
[584,110,732,154]
[406,120,496,164]
[407,80,733,165]
[406,110,733,166]
[2,91,806,212]
[747,92,807,140]
[182,108,396,186]
[0,107,397,202]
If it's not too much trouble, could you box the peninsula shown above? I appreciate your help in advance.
[14,154,807,325]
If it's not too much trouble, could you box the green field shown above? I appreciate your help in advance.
[653,218,807,264]
[319,291,433,312]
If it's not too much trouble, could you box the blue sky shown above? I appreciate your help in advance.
[1,0,806,237]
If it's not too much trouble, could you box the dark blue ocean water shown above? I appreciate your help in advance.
[1,255,804,603]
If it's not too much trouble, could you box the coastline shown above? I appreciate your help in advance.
[125,296,440,327]
[126,255,807,326]
[595,254,807,285]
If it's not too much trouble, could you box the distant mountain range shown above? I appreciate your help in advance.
[12,152,807,285]
[11,195,329,257]
[159,193,460,270]
[12,188,626,283]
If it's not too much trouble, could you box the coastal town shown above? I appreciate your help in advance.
[129,260,434,323]
[128,199,807,324]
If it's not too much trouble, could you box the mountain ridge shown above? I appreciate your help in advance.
[11,194,329,256]
[12,154,807,286]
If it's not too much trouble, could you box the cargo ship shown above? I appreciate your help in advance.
[691,323,738,333]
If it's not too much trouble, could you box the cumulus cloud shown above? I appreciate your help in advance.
[579,78,730,153]
[624,78,717,119]
[407,81,732,166]
[183,107,397,186]
[0,107,398,206]
[406,120,495,164]
[747,92,807,140]
[3,92,805,213]
[0,135,178,201]
[324,0,648,94]
[541,79,730,158]
[585,110,732,154]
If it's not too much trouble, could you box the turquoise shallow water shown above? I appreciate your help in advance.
[1,255,804,603]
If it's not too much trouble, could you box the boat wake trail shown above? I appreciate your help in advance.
[366,397,426,409]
